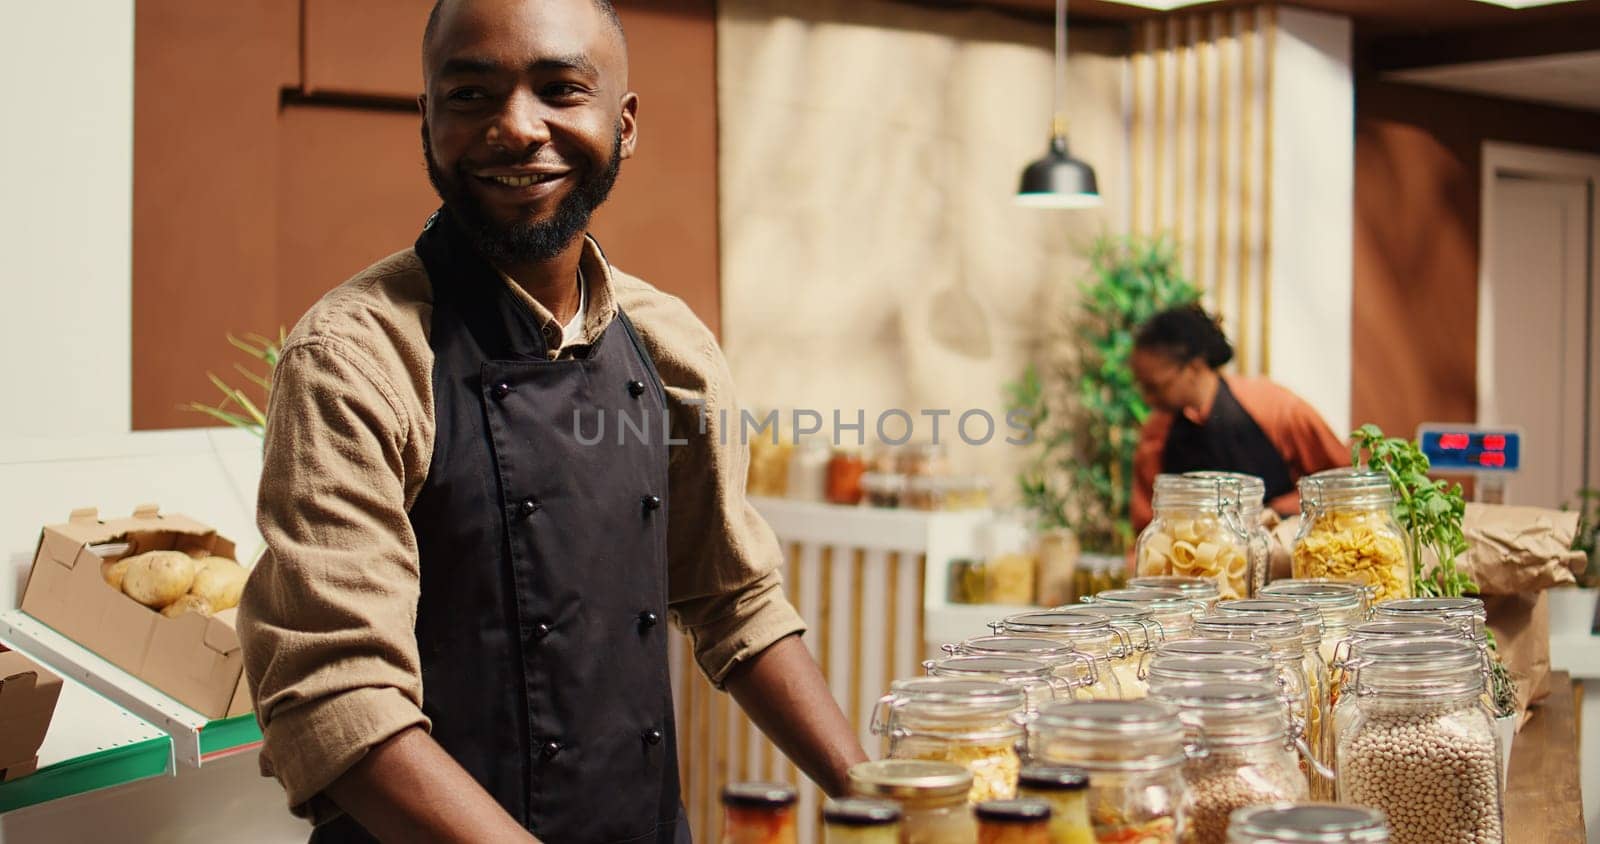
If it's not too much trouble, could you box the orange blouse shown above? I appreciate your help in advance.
[1131,375,1349,533]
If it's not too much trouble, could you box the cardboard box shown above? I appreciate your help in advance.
[0,646,63,782]
[21,505,251,720]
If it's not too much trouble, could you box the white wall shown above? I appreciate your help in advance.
[1268,7,1354,432]
[0,1,135,437]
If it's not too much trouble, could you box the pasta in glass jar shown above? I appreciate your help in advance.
[1291,470,1410,604]
[1183,471,1272,598]
[1136,475,1255,600]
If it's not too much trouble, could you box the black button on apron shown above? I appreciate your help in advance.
[541,741,562,760]
[532,622,552,640]
[642,728,663,746]
[628,379,646,397]
[518,498,539,517]
[642,494,662,513]
[638,610,659,630]
[490,382,511,400]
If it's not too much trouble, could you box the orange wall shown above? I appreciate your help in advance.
[133,0,719,430]
[1352,77,1600,438]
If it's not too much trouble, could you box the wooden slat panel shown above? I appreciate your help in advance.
[1129,6,1275,379]
[858,549,891,755]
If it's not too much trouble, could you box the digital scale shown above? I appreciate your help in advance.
[1416,424,1524,504]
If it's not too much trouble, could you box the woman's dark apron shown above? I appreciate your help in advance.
[1160,377,1295,503]
[311,209,688,843]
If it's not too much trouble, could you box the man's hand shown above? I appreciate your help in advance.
[724,634,869,797]
[326,726,538,843]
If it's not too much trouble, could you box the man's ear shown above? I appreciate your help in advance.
[618,92,639,160]
[417,94,428,116]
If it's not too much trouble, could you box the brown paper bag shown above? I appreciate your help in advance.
[1483,591,1550,724]
[1457,504,1585,594]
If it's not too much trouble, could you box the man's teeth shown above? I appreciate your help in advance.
[489,173,558,187]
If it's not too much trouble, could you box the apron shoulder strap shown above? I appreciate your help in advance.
[615,309,669,409]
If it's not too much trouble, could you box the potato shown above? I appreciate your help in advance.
[161,594,214,618]
[102,558,132,591]
[121,551,197,608]
[189,557,247,612]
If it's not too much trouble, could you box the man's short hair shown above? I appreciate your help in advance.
[423,0,626,68]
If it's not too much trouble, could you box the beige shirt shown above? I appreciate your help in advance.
[237,236,804,820]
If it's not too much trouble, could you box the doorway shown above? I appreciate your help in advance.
[1479,142,1600,510]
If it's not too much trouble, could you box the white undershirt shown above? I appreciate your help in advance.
[559,268,588,349]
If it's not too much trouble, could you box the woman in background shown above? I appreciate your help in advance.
[1129,304,1347,533]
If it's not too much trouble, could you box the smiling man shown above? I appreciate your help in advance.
[236,1,866,841]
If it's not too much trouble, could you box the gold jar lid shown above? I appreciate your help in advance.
[848,759,972,802]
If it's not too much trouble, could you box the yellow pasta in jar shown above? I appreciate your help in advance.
[1292,511,1410,604]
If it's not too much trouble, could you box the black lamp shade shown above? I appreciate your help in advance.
[1016,135,1101,209]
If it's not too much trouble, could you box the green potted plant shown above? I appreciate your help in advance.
[1350,425,1520,765]
[1008,235,1199,567]
[185,330,285,438]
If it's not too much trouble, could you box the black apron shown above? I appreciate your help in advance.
[311,209,688,843]
[1161,377,1295,504]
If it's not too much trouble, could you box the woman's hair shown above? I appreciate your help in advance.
[1134,303,1235,369]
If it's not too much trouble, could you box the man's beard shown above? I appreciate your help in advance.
[423,125,623,265]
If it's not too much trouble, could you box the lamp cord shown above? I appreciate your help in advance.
[1054,0,1068,136]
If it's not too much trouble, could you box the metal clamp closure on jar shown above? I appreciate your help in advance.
[1149,681,1330,779]
[992,611,1133,660]
[871,678,1028,743]
[1227,803,1391,843]
[1269,578,1379,614]
[922,655,1071,711]
[1072,604,1165,653]
[1217,599,1325,649]
[1333,619,1461,677]
[1143,653,1279,688]
[1193,612,1303,650]
[1129,575,1222,610]
[1259,582,1369,629]
[1151,474,1250,533]
[1027,700,1187,771]
[1081,587,1202,637]
[1343,638,1485,699]
[1373,597,1487,642]
[1146,638,1274,684]
[945,636,1099,692]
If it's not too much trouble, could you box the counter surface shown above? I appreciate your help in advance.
[1506,670,1585,842]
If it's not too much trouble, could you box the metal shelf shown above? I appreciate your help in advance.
[0,610,260,769]
[0,640,171,813]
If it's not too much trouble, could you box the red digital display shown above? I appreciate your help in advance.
[1439,434,1471,451]
[1478,452,1506,468]
[1483,435,1506,452]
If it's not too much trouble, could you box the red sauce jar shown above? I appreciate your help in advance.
[827,450,867,506]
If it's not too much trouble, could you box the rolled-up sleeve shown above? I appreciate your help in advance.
[237,337,429,820]
[655,328,805,688]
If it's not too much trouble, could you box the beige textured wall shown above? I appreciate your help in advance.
[716,0,1129,498]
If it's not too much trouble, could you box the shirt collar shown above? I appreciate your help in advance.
[494,235,620,351]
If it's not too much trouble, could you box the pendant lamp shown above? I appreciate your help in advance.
[1016,0,1102,209]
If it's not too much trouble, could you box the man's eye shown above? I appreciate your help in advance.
[447,89,487,103]
[544,83,587,100]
